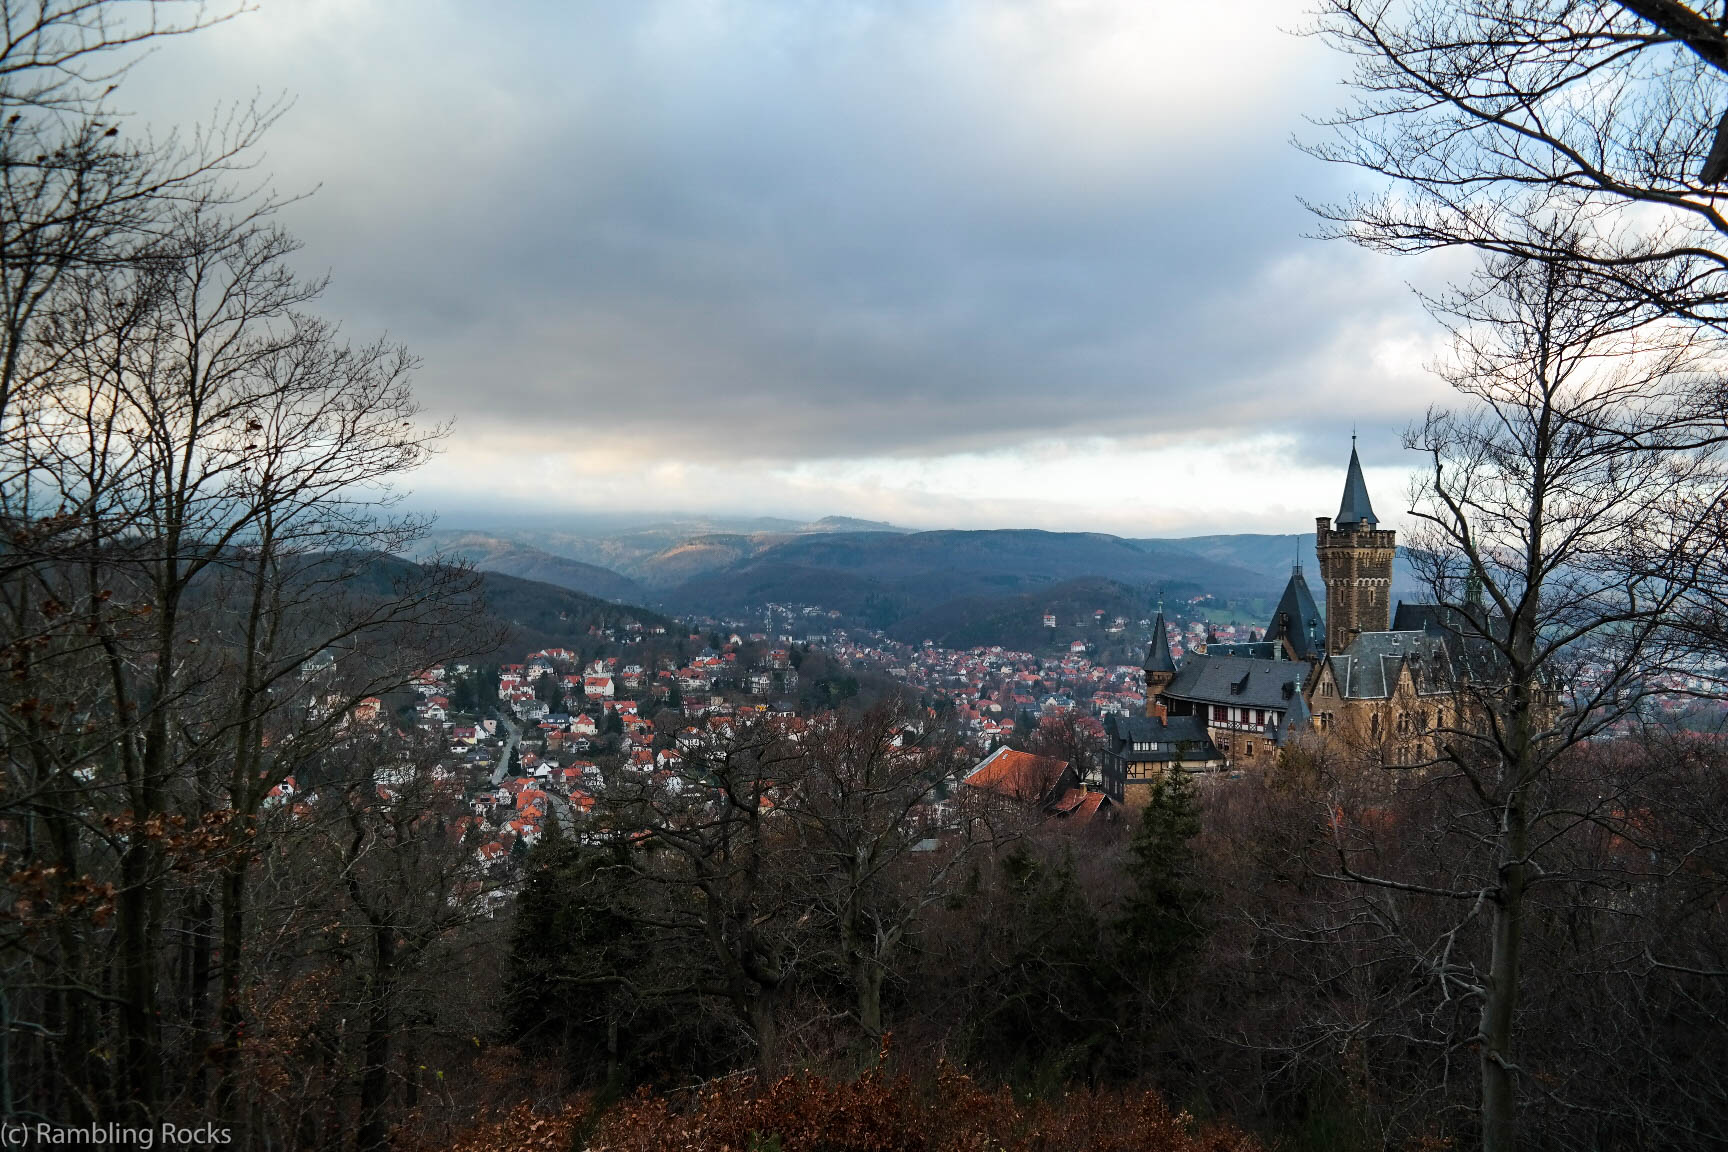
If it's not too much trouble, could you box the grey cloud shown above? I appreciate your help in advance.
[123,0,1445,467]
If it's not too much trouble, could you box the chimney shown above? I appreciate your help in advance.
[1151,699,1168,722]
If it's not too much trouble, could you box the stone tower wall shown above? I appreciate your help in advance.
[1315,515,1396,654]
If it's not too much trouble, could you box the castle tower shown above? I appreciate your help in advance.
[1316,440,1395,655]
[1144,609,1176,718]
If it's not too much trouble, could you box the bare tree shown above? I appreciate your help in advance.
[783,702,984,1054]
[0,0,265,431]
[0,68,487,1145]
[1308,0,1728,326]
[597,715,813,1076]
[1315,247,1728,1150]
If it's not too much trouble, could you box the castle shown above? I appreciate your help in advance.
[1104,441,1490,805]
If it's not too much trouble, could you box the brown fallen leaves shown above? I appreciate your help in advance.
[408,1067,1261,1152]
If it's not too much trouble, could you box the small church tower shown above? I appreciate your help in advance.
[1144,609,1176,717]
[1316,440,1395,655]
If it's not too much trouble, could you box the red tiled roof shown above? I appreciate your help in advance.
[1044,788,1108,823]
[962,747,1069,803]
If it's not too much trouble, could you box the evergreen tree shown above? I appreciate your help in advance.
[1109,766,1207,1080]
[506,824,637,1089]
[505,822,740,1090]
[1114,766,1205,974]
[534,670,563,712]
[965,846,1117,1087]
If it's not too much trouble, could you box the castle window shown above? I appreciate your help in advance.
[1212,705,1226,722]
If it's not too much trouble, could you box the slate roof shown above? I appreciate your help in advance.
[1335,443,1379,527]
[1265,565,1326,661]
[1389,602,1516,684]
[1326,631,1454,699]
[1206,640,1283,660]
[1144,611,1176,674]
[1106,713,1221,764]
[1163,653,1308,710]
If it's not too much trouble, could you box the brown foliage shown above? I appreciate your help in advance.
[586,1065,1260,1152]
[395,1101,589,1152]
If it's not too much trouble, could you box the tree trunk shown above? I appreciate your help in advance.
[749,991,780,1078]
[116,840,162,1120]
[356,922,398,1152]
[854,957,885,1045]
[214,848,250,1119]
[184,891,214,1107]
[1479,787,1528,1152]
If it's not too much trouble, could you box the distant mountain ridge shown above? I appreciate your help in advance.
[411,517,1425,642]
[648,529,1275,631]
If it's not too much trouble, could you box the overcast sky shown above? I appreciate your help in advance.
[125,0,1461,537]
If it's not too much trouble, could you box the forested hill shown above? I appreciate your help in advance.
[884,576,1155,652]
[475,570,676,656]
[402,531,651,603]
[353,552,678,662]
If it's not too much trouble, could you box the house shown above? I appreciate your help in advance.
[1100,713,1224,805]
[963,747,1119,827]
[962,747,1080,810]
[1042,786,1117,829]
[1141,611,1308,769]
[583,675,615,699]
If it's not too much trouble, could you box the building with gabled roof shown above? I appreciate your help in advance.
[1101,714,1223,805]
[962,746,1078,809]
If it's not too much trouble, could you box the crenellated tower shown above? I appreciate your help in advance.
[1316,440,1394,655]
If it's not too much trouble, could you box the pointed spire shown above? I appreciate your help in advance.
[1144,610,1176,675]
[1335,441,1379,528]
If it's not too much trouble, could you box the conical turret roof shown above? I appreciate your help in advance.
[1264,565,1326,661]
[1335,441,1379,527]
[1144,611,1176,674]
